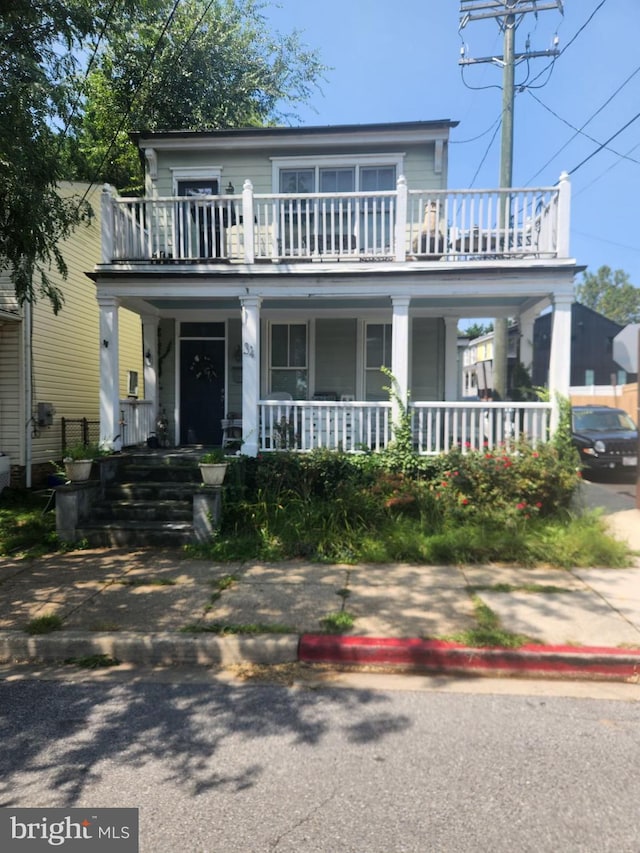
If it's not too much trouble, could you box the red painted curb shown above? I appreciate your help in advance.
[298,635,640,680]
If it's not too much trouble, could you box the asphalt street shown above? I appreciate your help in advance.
[1,675,639,852]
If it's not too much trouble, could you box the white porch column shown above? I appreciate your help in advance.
[97,295,121,451]
[391,297,411,422]
[548,292,573,431]
[240,295,261,457]
[517,308,537,378]
[444,316,460,400]
[141,314,159,417]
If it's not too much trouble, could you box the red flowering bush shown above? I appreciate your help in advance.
[431,439,580,527]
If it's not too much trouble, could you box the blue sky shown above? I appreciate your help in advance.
[264,0,640,303]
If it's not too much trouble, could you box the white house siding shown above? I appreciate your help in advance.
[411,318,444,400]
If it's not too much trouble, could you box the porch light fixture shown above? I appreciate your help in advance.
[145,348,152,366]
[225,181,234,194]
[102,339,109,348]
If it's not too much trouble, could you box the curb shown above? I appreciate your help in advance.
[0,631,299,668]
[299,635,640,681]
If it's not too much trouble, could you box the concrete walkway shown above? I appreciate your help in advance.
[0,477,638,679]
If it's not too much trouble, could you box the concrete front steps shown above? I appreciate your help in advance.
[74,451,212,548]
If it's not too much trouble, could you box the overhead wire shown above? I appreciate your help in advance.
[568,111,640,176]
[79,0,183,203]
[525,61,640,183]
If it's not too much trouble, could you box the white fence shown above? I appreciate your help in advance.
[119,399,155,447]
[258,401,552,454]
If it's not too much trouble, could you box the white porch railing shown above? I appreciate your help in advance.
[102,174,569,265]
[119,399,155,447]
[411,401,552,454]
[258,400,552,454]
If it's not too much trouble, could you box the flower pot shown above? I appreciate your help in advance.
[63,459,93,482]
[198,462,228,486]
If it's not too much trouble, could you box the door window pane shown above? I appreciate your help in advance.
[366,323,392,367]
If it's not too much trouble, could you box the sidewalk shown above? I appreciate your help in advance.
[0,479,639,680]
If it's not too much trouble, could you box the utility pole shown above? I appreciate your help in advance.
[459,1,561,400]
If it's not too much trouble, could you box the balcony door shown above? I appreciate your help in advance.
[177,178,220,259]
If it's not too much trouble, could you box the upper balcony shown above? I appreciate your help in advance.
[100,173,571,267]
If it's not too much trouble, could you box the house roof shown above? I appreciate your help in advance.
[132,120,459,151]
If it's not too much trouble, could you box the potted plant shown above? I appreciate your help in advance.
[62,441,102,482]
[198,449,228,486]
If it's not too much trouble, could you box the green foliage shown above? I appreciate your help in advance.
[319,610,355,634]
[24,613,63,635]
[67,0,327,191]
[185,442,622,567]
[460,322,494,340]
[63,440,106,461]
[199,449,227,464]
[0,489,59,557]
[576,265,640,325]
[448,595,534,648]
[0,0,99,309]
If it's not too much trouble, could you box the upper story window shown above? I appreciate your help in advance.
[274,155,401,195]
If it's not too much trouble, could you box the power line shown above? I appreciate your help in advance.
[574,140,640,198]
[525,0,609,88]
[468,120,502,187]
[80,0,183,203]
[525,64,640,183]
[568,111,640,176]
[450,114,502,144]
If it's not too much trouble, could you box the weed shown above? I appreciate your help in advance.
[64,654,120,669]
[24,613,63,635]
[180,622,295,635]
[470,583,575,594]
[320,610,355,634]
[447,595,534,648]
[115,576,176,586]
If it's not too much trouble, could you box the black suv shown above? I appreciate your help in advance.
[572,406,638,473]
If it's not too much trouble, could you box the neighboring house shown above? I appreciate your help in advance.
[90,120,579,456]
[532,302,637,388]
[0,182,144,488]
[461,324,522,399]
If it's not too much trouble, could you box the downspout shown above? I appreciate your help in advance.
[24,300,32,488]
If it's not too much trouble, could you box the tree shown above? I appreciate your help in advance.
[67,0,327,191]
[0,0,104,311]
[576,266,640,326]
[460,321,494,339]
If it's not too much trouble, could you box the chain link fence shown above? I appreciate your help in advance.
[61,418,100,453]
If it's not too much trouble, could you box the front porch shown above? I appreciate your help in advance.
[118,397,553,455]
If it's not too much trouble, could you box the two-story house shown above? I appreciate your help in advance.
[90,120,578,456]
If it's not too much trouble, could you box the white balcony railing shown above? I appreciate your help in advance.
[258,400,552,454]
[102,173,570,265]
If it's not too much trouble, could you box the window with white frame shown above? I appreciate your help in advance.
[365,323,392,401]
[127,370,139,397]
[270,323,308,398]
[275,157,400,255]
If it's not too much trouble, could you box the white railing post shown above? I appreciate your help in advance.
[556,171,571,258]
[395,175,408,262]
[242,179,255,263]
[101,184,114,263]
